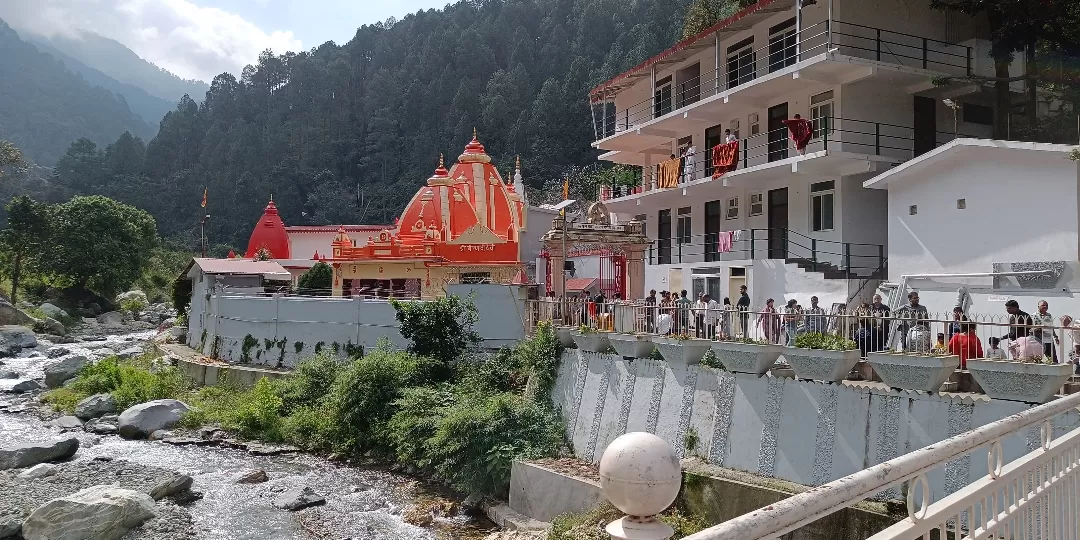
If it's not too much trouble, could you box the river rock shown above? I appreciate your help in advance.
[50,416,84,429]
[38,303,69,319]
[236,470,269,484]
[41,317,66,336]
[0,369,19,379]
[272,486,326,511]
[117,399,191,439]
[247,443,299,456]
[0,325,36,357]
[6,379,41,393]
[75,393,118,420]
[0,300,33,327]
[20,485,157,540]
[97,311,125,325]
[0,516,19,538]
[147,429,172,441]
[43,355,88,388]
[83,417,119,435]
[0,437,79,470]
[47,346,70,358]
[116,346,143,359]
[17,463,58,480]
[148,473,193,500]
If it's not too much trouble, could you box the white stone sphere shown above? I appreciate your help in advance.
[598,432,681,517]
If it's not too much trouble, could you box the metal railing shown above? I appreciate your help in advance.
[592,20,973,141]
[646,228,885,277]
[680,389,1080,540]
[597,117,980,200]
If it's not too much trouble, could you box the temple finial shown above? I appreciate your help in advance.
[439,153,444,168]
[270,193,274,202]
[473,127,477,139]
[515,155,521,170]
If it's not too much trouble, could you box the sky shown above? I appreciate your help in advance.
[0,0,452,82]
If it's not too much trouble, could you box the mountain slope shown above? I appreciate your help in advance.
[26,30,209,103]
[25,36,175,129]
[0,20,155,165]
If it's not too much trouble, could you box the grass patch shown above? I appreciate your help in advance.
[549,502,708,539]
[41,354,190,414]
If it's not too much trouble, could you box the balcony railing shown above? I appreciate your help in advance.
[645,228,884,277]
[591,20,973,141]
[597,117,981,200]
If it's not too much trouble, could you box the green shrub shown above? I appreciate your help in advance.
[40,388,84,414]
[297,262,332,295]
[120,296,147,316]
[43,356,190,413]
[229,378,284,440]
[276,351,342,415]
[281,403,337,450]
[386,385,456,467]
[794,332,858,351]
[391,294,480,373]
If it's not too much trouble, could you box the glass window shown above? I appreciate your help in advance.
[726,197,739,220]
[810,181,834,231]
[749,192,763,216]
[810,90,833,139]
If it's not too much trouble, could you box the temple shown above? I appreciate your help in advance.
[244,133,532,298]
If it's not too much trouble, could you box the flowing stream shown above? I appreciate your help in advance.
[0,332,491,540]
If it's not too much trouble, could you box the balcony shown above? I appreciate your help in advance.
[590,20,975,147]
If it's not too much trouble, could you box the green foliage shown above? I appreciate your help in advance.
[42,355,191,413]
[682,0,721,39]
[549,503,708,539]
[794,332,858,351]
[41,195,158,296]
[392,294,481,372]
[0,140,25,176]
[297,262,332,295]
[1,195,51,305]
[276,352,343,415]
[242,335,258,364]
[684,427,700,454]
[699,349,726,370]
[136,245,191,304]
[314,341,325,354]
[252,247,272,262]
[171,278,192,318]
[294,341,304,354]
[120,296,147,315]
[210,335,221,359]
[229,378,284,440]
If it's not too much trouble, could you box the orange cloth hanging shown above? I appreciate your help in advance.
[712,141,739,178]
[783,118,813,151]
[657,158,681,189]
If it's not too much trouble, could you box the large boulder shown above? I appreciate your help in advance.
[0,369,19,379]
[0,300,33,326]
[116,290,148,305]
[147,474,193,500]
[75,394,118,420]
[43,355,88,388]
[272,486,326,511]
[38,303,69,319]
[41,317,66,336]
[20,485,156,540]
[0,437,79,470]
[96,311,125,325]
[0,325,37,357]
[6,379,41,393]
[50,416,84,430]
[117,399,191,439]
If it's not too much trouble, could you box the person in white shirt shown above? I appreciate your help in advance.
[702,294,720,339]
[724,129,737,144]
[1060,315,1080,374]
[681,144,697,183]
[693,295,709,338]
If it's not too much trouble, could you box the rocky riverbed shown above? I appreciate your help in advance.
[0,324,496,539]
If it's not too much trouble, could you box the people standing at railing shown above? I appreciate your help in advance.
[803,296,827,335]
[782,299,802,346]
[986,336,1008,360]
[725,129,737,144]
[947,307,968,340]
[851,303,875,357]
[893,291,929,352]
[693,293,708,338]
[720,297,734,339]
[947,322,983,369]
[758,298,781,344]
[1034,300,1058,362]
[1060,315,1080,374]
[1004,300,1034,342]
[737,285,751,338]
[660,291,676,335]
[703,294,720,339]
[676,290,692,335]
[645,290,657,332]
[782,114,814,156]
[869,294,891,352]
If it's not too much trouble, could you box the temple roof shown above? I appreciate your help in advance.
[245,200,291,259]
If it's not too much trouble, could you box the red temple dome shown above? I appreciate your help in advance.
[458,128,491,164]
[245,199,291,259]
[448,134,517,241]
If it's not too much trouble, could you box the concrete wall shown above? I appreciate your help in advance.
[553,349,1079,504]
[192,283,531,368]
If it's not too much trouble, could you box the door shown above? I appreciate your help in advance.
[658,209,672,264]
[676,63,701,109]
[706,277,722,303]
[704,124,726,177]
[767,188,788,259]
[913,96,937,157]
[768,103,789,162]
[704,200,722,262]
[654,76,673,119]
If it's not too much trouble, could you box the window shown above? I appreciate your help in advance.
[704,201,722,262]
[726,197,739,220]
[749,192,763,216]
[677,206,692,248]
[810,90,833,139]
[963,103,993,126]
[810,180,834,231]
[658,209,672,264]
[909,205,918,215]
[654,76,672,119]
[675,63,701,109]
[768,18,797,73]
[726,37,756,88]
[956,199,966,209]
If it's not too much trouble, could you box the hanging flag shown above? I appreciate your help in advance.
[200,187,208,208]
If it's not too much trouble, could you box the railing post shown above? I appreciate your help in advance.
[811,239,817,272]
[823,127,828,152]
[844,243,852,274]
[922,38,928,69]
[742,138,748,169]
[876,29,881,61]
[878,244,884,272]
[625,108,629,131]
[966,46,972,76]
[750,229,756,260]
[678,238,683,264]
[875,122,881,155]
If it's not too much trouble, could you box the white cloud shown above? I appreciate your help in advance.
[0,0,302,82]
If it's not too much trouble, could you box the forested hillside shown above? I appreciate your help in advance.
[46,0,692,250]
[0,20,155,165]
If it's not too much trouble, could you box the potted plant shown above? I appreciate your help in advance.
[782,333,862,383]
[653,333,712,366]
[866,351,960,393]
[608,332,657,358]
[968,355,1073,404]
[571,325,611,353]
[710,337,782,376]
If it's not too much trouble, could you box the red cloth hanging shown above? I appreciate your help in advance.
[711,141,739,178]
[783,118,813,151]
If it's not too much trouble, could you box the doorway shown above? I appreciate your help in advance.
[768,103,789,162]
[767,188,788,259]
[654,76,673,119]
[913,96,936,157]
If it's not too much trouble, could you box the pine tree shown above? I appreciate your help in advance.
[683,0,721,39]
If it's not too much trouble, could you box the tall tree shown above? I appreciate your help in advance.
[0,141,24,178]
[0,196,49,305]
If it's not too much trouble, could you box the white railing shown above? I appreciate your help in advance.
[681,390,1080,540]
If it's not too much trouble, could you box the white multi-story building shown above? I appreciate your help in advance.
[589,0,1007,309]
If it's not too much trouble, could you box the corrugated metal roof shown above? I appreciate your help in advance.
[189,258,292,279]
[565,278,598,291]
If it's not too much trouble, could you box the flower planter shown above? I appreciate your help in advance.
[555,326,576,348]
[781,347,863,383]
[710,341,782,376]
[608,333,656,358]
[653,337,712,366]
[866,352,960,393]
[571,331,611,353]
[967,359,1073,404]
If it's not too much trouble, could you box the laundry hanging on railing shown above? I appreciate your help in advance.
[716,230,735,253]
[783,117,813,151]
[712,141,739,178]
[657,157,681,188]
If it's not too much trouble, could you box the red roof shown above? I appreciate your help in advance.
[285,225,387,233]
[245,200,291,259]
[565,278,598,292]
[589,0,783,100]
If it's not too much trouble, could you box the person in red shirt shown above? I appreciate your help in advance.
[947,323,984,369]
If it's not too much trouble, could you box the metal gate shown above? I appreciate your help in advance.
[599,252,626,299]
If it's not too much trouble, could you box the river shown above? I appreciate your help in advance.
[0,332,492,540]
